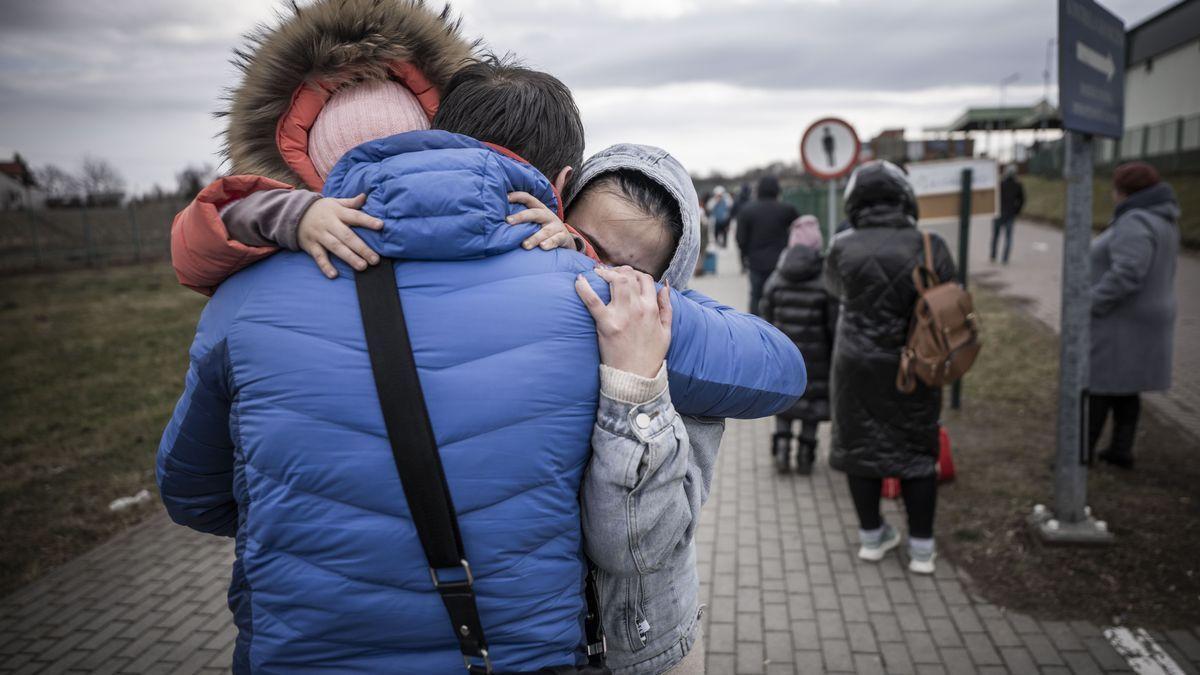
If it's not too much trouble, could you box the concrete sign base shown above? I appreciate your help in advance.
[1028,504,1114,545]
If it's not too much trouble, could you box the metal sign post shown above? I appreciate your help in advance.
[800,118,860,248]
[826,180,838,246]
[1029,0,1124,545]
[950,168,973,411]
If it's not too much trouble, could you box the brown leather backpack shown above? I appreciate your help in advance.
[896,232,982,393]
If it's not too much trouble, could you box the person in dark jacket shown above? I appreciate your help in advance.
[760,215,837,475]
[737,175,800,316]
[730,183,753,235]
[991,165,1025,264]
[1088,162,1180,469]
[824,160,957,575]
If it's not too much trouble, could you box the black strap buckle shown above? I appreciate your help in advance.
[463,649,492,673]
[587,636,607,657]
[430,559,474,590]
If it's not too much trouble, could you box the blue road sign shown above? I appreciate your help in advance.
[1058,0,1125,139]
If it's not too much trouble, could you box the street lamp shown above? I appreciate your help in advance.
[1043,38,1056,143]
[999,72,1020,161]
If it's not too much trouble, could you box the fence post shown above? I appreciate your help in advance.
[81,202,95,267]
[129,204,142,263]
[1176,117,1186,172]
[27,209,43,269]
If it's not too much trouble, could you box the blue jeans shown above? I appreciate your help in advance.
[749,269,770,317]
[990,216,1015,263]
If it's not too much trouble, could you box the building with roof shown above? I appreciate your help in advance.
[1118,0,1200,159]
[0,155,46,211]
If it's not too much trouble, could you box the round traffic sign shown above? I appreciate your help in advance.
[800,118,861,180]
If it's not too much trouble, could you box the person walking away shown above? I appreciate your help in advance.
[708,185,733,248]
[1088,162,1180,469]
[760,215,837,475]
[737,175,800,316]
[824,161,956,575]
[731,182,752,222]
[991,165,1024,264]
[695,195,711,277]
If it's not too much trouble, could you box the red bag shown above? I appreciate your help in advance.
[936,426,955,482]
[881,426,955,499]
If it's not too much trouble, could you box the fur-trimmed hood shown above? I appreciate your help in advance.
[221,0,475,188]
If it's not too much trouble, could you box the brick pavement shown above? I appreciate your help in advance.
[2,248,1199,674]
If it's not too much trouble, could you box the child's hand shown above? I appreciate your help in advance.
[507,192,579,251]
[298,194,384,279]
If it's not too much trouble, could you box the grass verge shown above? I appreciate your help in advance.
[1021,172,1200,249]
[0,263,205,597]
[938,287,1200,628]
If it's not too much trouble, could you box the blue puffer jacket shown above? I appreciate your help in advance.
[157,131,805,673]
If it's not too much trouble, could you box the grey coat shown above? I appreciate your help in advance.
[1090,183,1180,394]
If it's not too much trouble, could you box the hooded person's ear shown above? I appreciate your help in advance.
[553,166,574,196]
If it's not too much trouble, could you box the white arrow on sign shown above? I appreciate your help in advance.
[1076,40,1115,82]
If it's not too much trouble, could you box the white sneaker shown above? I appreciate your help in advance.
[857,525,901,562]
[908,550,937,575]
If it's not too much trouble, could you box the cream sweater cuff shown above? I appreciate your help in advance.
[599,362,669,405]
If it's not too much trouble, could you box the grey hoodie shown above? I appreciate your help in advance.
[566,143,702,291]
[572,144,721,673]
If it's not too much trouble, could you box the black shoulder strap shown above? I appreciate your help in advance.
[354,261,606,674]
[355,261,491,673]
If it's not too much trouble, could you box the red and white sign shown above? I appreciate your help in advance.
[800,118,860,180]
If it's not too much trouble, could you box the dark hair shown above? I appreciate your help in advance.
[575,169,684,250]
[432,53,585,182]
[1112,161,1161,196]
[757,175,781,200]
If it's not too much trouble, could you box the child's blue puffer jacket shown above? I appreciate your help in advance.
[157,131,805,673]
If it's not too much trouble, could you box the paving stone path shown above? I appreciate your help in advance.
[1,245,1198,674]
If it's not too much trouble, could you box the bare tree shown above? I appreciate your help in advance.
[79,157,126,204]
[175,163,214,200]
[36,164,80,202]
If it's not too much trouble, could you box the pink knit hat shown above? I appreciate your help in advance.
[788,215,823,250]
[308,79,430,179]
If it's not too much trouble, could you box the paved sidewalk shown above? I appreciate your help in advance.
[2,252,1199,674]
[923,216,1200,439]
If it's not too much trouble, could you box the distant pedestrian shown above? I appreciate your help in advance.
[1088,162,1180,469]
[737,175,800,316]
[824,160,956,575]
[990,165,1024,264]
[760,215,837,475]
[708,185,733,248]
[730,182,752,226]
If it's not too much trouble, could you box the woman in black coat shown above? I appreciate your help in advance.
[760,215,836,475]
[823,161,956,575]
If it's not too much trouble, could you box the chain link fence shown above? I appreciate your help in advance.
[0,200,186,274]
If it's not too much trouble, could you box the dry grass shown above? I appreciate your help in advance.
[0,263,205,596]
[938,288,1200,627]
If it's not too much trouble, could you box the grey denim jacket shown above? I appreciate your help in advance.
[583,387,724,674]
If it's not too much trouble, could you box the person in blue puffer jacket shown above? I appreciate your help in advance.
[158,58,804,673]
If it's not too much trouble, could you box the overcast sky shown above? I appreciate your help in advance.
[0,0,1169,194]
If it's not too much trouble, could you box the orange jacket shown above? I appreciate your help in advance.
[171,175,291,295]
[171,169,600,296]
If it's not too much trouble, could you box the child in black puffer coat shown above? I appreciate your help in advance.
[759,215,837,474]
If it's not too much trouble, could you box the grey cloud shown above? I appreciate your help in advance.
[462,0,1165,92]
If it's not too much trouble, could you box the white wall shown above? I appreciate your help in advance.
[1124,39,1200,128]
[0,173,46,210]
